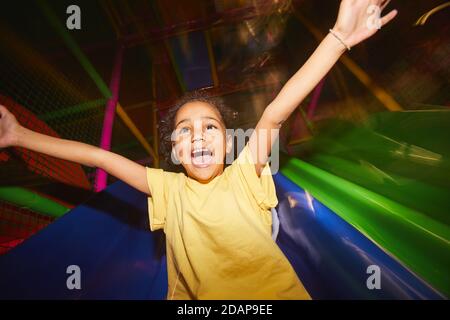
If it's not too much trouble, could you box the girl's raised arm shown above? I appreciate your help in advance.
[0,104,151,196]
[249,0,397,175]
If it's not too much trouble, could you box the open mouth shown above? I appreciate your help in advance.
[191,148,213,167]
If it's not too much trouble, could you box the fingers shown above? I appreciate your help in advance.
[381,9,398,27]
[0,105,12,120]
[0,105,7,118]
[381,0,392,11]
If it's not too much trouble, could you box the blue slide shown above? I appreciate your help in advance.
[0,181,167,299]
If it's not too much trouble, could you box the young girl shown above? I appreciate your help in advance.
[0,0,396,299]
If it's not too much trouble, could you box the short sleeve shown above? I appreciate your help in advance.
[146,167,170,231]
[229,143,278,210]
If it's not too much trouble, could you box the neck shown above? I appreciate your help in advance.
[190,166,224,184]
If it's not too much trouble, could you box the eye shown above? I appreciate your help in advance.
[206,124,218,131]
[179,127,191,134]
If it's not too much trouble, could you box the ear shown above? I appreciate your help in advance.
[225,134,233,154]
[171,145,179,164]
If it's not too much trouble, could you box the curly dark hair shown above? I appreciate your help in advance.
[159,90,238,167]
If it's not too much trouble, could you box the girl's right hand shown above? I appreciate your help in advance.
[0,105,20,148]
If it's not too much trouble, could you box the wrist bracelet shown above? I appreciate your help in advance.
[329,29,351,51]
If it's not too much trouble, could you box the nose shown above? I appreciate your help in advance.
[192,129,204,142]
[192,136,204,142]
[191,121,205,142]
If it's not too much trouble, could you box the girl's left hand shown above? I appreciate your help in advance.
[332,0,398,49]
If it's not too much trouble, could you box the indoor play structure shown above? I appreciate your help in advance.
[0,0,448,299]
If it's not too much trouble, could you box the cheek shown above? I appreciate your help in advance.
[174,139,191,159]
[212,135,226,155]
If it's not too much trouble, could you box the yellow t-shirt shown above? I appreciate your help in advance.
[146,144,310,300]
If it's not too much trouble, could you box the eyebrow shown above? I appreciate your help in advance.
[175,116,222,128]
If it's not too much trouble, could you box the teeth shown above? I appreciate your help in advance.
[192,148,212,157]
[191,147,213,167]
